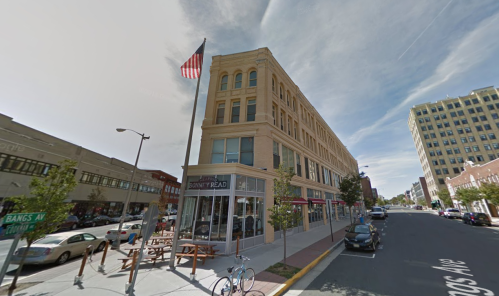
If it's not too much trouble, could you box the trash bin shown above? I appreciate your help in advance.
[128,233,137,244]
[359,217,365,224]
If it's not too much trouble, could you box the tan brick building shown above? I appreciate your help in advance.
[445,160,499,217]
[181,48,358,254]
[408,86,499,202]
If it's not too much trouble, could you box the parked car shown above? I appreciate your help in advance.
[369,207,386,220]
[125,214,134,222]
[385,205,390,210]
[11,232,107,265]
[58,215,79,231]
[462,212,492,226]
[132,213,144,220]
[415,205,423,210]
[105,223,142,241]
[443,208,461,219]
[344,223,381,251]
[109,216,121,223]
[79,215,111,227]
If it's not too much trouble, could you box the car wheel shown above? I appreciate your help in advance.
[71,224,77,230]
[56,252,70,265]
[97,242,106,252]
[92,222,96,227]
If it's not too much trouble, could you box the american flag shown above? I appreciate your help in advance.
[180,42,204,79]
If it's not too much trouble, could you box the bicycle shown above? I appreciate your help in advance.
[212,255,255,296]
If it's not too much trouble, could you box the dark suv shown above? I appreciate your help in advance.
[462,212,491,226]
[58,215,79,230]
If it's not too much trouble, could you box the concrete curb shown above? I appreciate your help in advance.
[269,238,344,296]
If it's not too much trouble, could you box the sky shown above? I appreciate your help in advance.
[1,0,499,199]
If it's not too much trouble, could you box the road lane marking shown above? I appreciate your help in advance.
[340,253,375,259]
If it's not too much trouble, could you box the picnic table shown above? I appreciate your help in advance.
[149,236,173,245]
[175,243,219,276]
[146,244,170,260]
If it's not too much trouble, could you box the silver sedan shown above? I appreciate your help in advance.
[11,232,107,265]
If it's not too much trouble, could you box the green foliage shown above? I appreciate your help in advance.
[364,197,374,208]
[480,182,499,206]
[7,160,77,290]
[437,188,453,209]
[267,164,302,268]
[416,197,427,206]
[455,187,481,211]
[338,173,362,224]
[376,199,386,206]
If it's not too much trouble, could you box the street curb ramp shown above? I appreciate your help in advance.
[269,238,344,296]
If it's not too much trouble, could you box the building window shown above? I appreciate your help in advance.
[226,138,239,163]
[234,73,242,89]
[476,107,484,112]
[280,112,284,131]
[240,137,254,166]
[464,100,471,106]
[480,115,487,121]
[304,157,309,179]
[438,106,444,111]
[282,145,295,171]
[468,156,476,162]
[273,141,280,169]
[477,155,484,161]
[435,169,441,175]
[461,137,467,143]
[449,158,456,164]
[439,159,446,165]
[249,71,257,87]
[457,157,464,163]
[231,101,240,123]
[286,93,290,107]
[216,103,225,124]
[287,117,291,136]
[454,148,461,154]
[472,98,479,104]
[280,86,283,100]
[294,121,298,140]
[489,133,497,140]
[484,124,492,130]
[454,102,461,108]
[480,134,487,140]
[293,99,296,112]
[210,137,254,166]
[484,144,492,150]
[220,75,228,91]
[453,168,460,174]
[450,138,457,144]
[472,117,479,123]
[296,154,302,177]
[272,78,275,92]
[472,145,480,152]
[247,99,256,122]
[443,168,449,174]
[464,146,471,153]
[441,114,447,119]
[211,139,225,163]
[469,136,476,142]
[272,104,277,125]
[457,110,464,116]
[447,104,453,109]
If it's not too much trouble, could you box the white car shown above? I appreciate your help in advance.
[369,207,386,220]
[443,208,461,219]
[105,223,142,241]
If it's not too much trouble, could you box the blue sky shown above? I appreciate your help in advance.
[1,1,499,199]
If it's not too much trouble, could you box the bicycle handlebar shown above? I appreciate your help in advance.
[237,255,250,261]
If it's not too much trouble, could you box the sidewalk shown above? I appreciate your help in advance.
[0,219,354,296]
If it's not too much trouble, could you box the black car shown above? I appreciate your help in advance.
[344,223,381,251]
[462,212,491,226]
[58,215,79,230]
[79,215,111,227]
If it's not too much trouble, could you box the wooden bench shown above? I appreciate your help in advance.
[175,253,208,265]
[118,255,159,269]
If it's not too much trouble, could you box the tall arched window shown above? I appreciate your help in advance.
[280,86,283,100]
[249,71,257,87]
[220,75,228,91]
[234,73,242,89]
[272,78,275,92]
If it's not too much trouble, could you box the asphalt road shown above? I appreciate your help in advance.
[0,221,142,286]
[286,206,499,296]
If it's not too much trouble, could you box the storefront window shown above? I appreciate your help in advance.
[292,205,303,227]
[257,179,265,193]
[193,196,213,240]
[236,175,246,191]
[256,197,264,235]
[179,196,197,239]
[233,196,245,240]
[211,196,229,241]
[247,178,256,192]
[244,197,255,238]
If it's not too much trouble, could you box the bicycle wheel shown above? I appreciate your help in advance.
[212,276,232,296]
[240,268,255,292]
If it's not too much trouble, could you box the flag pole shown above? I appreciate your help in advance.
[168,38,206,271]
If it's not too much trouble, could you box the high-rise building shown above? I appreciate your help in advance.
[408,86,499,201]
[182,47,358,254]
[410,177,430,207]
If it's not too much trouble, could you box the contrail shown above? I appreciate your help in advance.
[398,0,453,61]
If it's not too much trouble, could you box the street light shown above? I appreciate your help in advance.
[112,128,150,250]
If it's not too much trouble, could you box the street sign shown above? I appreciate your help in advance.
[142,204,159,242]
[5,223,36,235]
[2,212,46,224]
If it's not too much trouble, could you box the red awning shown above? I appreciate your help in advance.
[291,198,308,205]
[354,202,361,206]
[329,200,339,205]
[338,201,346,205]
[309,198,326,205]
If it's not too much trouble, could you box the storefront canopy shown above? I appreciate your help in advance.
[338,201,346,205]
[309,198,326,205]
[291,198,308,205]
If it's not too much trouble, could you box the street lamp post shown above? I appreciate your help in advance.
[112,128,150,250]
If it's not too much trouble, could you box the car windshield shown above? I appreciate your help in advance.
[348,225,370,234]
[35,236,65,245]
[372,207,382,212]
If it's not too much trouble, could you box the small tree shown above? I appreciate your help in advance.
[364,197,374,208]
[7,160,77,290]
[455,187,481,211]
[88,186,107,212]
[437,188,453,209]
[338,173,362,225]
[267,164,301,269]
[480,182,499,206]
[416,197,427,207]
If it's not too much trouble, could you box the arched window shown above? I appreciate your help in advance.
[280,86,283,100]
[287,93,290,106]
[272,78,275,92]
[249,71,257,87]
[221,75,228,91]
[234,73,242,89]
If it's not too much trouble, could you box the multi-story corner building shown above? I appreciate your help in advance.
[361,176,374,202]
[181,48,358,254]
[408,86,499,201]
[0,113,169,218]
[445,160,499,217]
[410,177,431,207]
[146,170,181,210]
[372,188,378,201]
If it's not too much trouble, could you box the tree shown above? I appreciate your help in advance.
[377,199,386,206]
[480,182,499,206]
[338,173,362,225]
[7,160,77,290]
[267,164,302,269]
[437,189,453,209]
[364,197,374,209]
[455,187,481,211]
[88,186,107,211]
[416,197,427,207]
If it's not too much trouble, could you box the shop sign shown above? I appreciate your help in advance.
[188,177,228,190]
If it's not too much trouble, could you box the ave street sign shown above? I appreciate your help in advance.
[2,212,46,224]
[5,223,36,235]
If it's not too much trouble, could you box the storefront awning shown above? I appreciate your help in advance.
[329,200,339,204]
[291,198,308,205]
[338,201,346,205]
[309,198,326,205]
[354,202,361,206]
